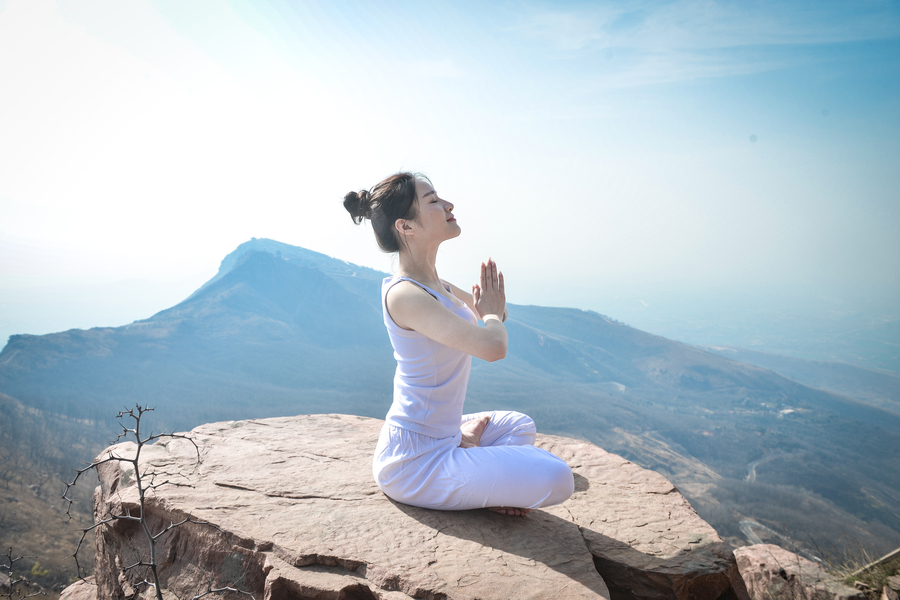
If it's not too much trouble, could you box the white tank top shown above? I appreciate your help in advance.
[382,276,478,438]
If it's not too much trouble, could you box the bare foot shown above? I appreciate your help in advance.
[459,415,490,449]
[488,507,531,517]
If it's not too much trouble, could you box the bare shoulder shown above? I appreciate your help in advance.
[385,280,442,329]
[386,279,435,305]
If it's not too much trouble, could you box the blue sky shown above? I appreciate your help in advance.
[1,0,898,358]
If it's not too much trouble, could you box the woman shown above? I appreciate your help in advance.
[344,172,573,516]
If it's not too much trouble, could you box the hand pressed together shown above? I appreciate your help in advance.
[472,258,505,322]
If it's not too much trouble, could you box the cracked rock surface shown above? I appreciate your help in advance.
[733,544,865,600]
[66,414,749,600]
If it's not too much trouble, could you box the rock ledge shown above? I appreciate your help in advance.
[67,414,750,600]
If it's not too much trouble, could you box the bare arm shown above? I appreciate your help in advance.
[446,263,508,323]
[387,260,508,362]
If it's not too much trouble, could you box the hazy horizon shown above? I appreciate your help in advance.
[2,1,898,371]
[2,237,898,376]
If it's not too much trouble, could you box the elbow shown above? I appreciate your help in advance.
[483,343,507,363]
[487,350,506,363]
[476,325,508,362]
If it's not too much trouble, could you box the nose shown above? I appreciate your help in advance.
[445,200,454,212]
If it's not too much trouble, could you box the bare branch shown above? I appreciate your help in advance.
[144,480,194,492]
[2,548,46,599]
[149,517,192,542]
[64,404,255,600]
[192,586,256,599]
[121,559,155,571]
[62,448,138,522]
[190,575,256,600]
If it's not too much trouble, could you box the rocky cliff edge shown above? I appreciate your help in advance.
[61,414,750,600]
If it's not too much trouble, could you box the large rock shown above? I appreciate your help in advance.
[59,577,97,600]
[733,544,865,600]
[64,414,749,600]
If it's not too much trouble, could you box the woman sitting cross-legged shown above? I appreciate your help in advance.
[343,172,574,516]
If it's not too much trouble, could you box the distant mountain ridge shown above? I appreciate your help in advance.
[705,345,900,416]
[1,238,899,557]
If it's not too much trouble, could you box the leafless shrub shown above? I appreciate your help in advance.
[62,405,254,600]
[1,548,45,599]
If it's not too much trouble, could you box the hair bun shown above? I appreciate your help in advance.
[343,189,372,224]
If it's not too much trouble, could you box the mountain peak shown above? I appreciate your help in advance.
[189,238,387,303]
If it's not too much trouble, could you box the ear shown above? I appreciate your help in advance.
[395,218,415,237]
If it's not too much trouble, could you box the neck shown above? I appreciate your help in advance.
[397,242,441,286]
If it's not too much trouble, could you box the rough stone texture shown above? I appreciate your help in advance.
[734,544,865,600]
[64,414,749,600]
[539,434,748,600]
[59,577,97,600]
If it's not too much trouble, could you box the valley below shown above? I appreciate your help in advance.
[2,238,899,595]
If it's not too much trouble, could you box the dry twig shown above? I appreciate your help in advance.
[1,548,45,599]
[62,405,255,600]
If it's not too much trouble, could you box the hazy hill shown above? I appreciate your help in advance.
[704,346,900,416]
[0,245,395,426]
[2,238,899,563]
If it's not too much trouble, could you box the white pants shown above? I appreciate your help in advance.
[373,410,574,510]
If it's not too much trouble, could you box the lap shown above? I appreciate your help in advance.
[374,411,573,511]
[461,410,536,447]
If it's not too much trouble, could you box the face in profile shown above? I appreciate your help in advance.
[411,179,460,242]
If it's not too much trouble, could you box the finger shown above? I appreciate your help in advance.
[498,271,505,297]
[480,262,487,290]
[490,259,499,290]
[472,284,481,303]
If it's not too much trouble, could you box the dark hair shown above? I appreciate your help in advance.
[344,172,428,253]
